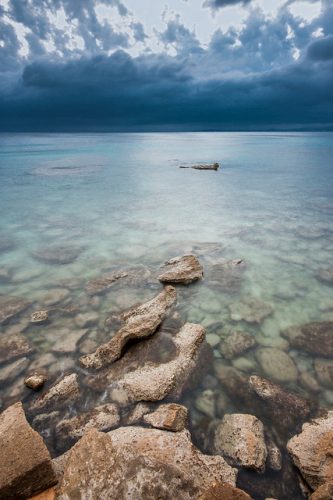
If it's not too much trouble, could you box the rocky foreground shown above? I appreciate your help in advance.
[0,253,333,499]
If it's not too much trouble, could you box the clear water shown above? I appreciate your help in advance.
[1,132,333,499]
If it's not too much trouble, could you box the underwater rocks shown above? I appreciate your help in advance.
[255,347,298,383]
[38,288,70,307]
[0,402,56,499]
[158,255,203,285]
[24,372,47,391]
[229,297,273,324]
[0,333,33,364]
[315,268,333,285]
[282,321,333,358]
[0,237,15,253]
[74,312,98,328]
[143,403,188,432]
[85,270,128,296]
[205,259,246,294]
[32,245,82,265]
[314,358,333,389]
[51,328,87,354]
[80,286,177,369]
[180,163,220,171]
[30,311,49,324]
[0,295,31,324]
[29,374,80,413]
[220,331,256,360]
[287,412,333,490]
[0,357,29,385]
[57,426,236,499]
[214,413,267,472]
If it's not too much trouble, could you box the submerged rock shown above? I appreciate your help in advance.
[266,433,282,471]
[195,389,216,418]
[30,311,49,324]
[39,288,70,307]
[51,328,87,354]
[0,295,31,324]
[0,333,33,364]
[220,331,256,360]
[214,413,267,471]
[0,357,29,384]
[0,402,56,499]
[32,245,81,265]
[0,268,12,283]
[143,403,188,432]
[255,347,298,383]
[229,297,273,324]
[29,373,80,412]
[24,372,46,391]
[180,163,220,171]
[57,427,236,499]
[282,321,333,358]
[314,358,333,389]
[287,412,333,490]
[158,255,203,285]
[315,268,333,286]
[85,270,128,296]
[74,312,98,328]
[80,286,177,369]
[205,258,246,294]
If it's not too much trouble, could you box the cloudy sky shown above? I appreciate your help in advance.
[0,0,332,131]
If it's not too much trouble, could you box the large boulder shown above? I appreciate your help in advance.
[214,413,267,471]
[0,333,33,364]
[287,412,333,491]
[80,286,177,369]
[282,322,333,358]
[57,427,237,499]
[158,255,203,285]
[29,374,80,412]
[0,402,56,499]
[0,295,31,324]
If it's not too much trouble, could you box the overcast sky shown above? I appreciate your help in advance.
[0,0,332,131]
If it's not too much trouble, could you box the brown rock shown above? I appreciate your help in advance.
[85,270,128,295]
[31,311,49,324]
[143,403,188,431]
[30,373,80,412]
[314,358,333,389]
[0,295,30,324]
[266,433,282,471]
[158,255,203,284]
[219,331,256,360]
[25,372,46,390]
[0,333,33,364]
[198,481,251,500]
[80,286,177,369]
[311,483,333,500]
[0,402,56,499]
[29,487,56,500]
[282,321,333,358]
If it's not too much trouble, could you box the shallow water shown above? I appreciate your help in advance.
[1,132,333,499]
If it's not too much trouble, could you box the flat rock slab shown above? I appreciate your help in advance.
[143,403,188,431]
[288,412,333,490]
[214,413,267,471]
[85,271,128,296]
[0,402,56,499]
[32,246,82,265]
[57,426,236,499]
[158,255,203,285]
[282,321,333,358]
[80,286,177,369]
[0,295,31,324]
[29,373,80,413]
[180,163,220,171]
[0,333,33,364]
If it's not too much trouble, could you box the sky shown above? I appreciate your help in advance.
[0,0,332,131]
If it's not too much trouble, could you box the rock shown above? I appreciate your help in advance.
[220,331,256,360]
[266,433,282,471]
[229,297,273,324]
[39,288,69,307]
[311,482,333,500]
[85,270,128,296]
[31,311,49,324]
[195,389,216,418]
[80,286,177,369]
[180,162,220,171]
[300,371,321,393]
[315,358,333,389]
[56,403,120,443]
[25,372,46,390]
[207,333,221,347]
[315,268,333,286]
[249,376,313,434]
[74,312,98,328]
[32,245,81,265]
[158,255,203,284]
[32,411,60,434]
[214,413,267,471]
[0,357,29,384]
[0,333,33,364]
[0,402,56,499]
[255,347,298,383]
[0,295,31,324]
[198,482,251,500]
[143,403,188,431]
[0,268,12,283]
[57,427,237,498]
[287,412,333,490]
[206,259,246,294]
[282,321,333,358]
[51,328,86,354]
[232,357,257,373]
[125,402,152,425]
[29,487,56,500]
[30,373,80,412]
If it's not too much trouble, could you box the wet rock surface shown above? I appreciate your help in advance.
[158,255,203,284]
[229,297,273,324]
[29,373,80,412]
[282,321,333,357]
[0,295,31,324]
[220,331,256,360]
[143,403,188,431]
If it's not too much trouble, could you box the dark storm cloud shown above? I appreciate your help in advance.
[159,18,203,54]
[204,0,252,10]
[307,35,333,61]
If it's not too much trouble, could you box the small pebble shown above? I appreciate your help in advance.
[31,310,49,324]
[24,372,46,390]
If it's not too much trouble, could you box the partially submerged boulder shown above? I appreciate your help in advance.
[143,403,188,432]
[80,286,177,369]
[85,270,128,296]
[0,333,33,364]
[0,295,31,324]
[158,255,203,285]
[282,321,333,358]
[29,373,80,412]
[0,402,56,499]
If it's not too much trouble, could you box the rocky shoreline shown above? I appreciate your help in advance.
[0,251,333,499]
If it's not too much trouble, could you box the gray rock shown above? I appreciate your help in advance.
[143,403,188,431]
[220,331,256,360]
[85,270,128,296]
[39,288,70,307]
[266,433,282,471]
[255,347,298,383]
[195,389,216,418]
[300,371,321,393]
[0,296,31,325]
[30,373,80,412]
[229,297,273,324]
[158,255,203,285]
[0,333,33,364]
[282,321,333,358]
[0,357,29,385]
[32,245,81,264]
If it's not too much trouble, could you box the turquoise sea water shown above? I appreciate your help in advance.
[1,132,333,499]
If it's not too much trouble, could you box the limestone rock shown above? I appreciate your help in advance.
[158,255,203,284]
[255,347,298,383]
[31,311,49,324]
[311,483,333,500]
[287,412,333,490]
[143,403,188,431]
[0,402,56,499]
[229,297,273,324]
[266,433,282,471]
[0,295,30,324]
[25,372,46,390]
[32,245,81,265]
[85,270,128,296]
[0,357,29,384]
[220,331,256,360]
[30,373,80,412]
[282,321,333,358]
[214,413,267,471]
[125,402,152,425]
[80,286,177,369]
[198,482,251,500]
[0,333,33,364]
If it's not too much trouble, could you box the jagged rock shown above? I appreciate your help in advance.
[314,358,333,389]
[57,427,236,499]
[32,245,81,265]
[51,328,87,354]
[125,403,152,425]
[287,412,333,490]
[31,311,49,324]
[143,403,188,431]
[255,347,298,383]
[249,376,313,433]
[282,321,333,358]
[0,357,29,384]
[158,255,203,285]
[205,258,246,293]
[25,372,46,390]
[30,374,80,412]
[0,402,56,499]
[315,268,333,285]
[311,482,333,500]
[180,163,220,171]
[0,333,33,364]
[229,297,273,324]
[214,413,267,471]
[0,295,31,324]
[85,271,128,296]
[198,482,251,499]
[80,286,177,369]
[74,312,98,328]
[220,331,256,360]
[56,404,120,443]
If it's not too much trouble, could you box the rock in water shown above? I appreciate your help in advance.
[255,347,298,383]
[229,297,273,324]
[158,255,203,284]
[143,403,188,431]
[315,268,333,285]
[30,311,49,324]
[0,295,31,324]
[0,402,56,499]
[32,245,81,265]
[24,372,46,391]
[57,427,237,499]
[0,333,33,364]
[220,331,256,360]
[287,412,333,490]
[214,413,267,471]
[85,271,128,296]
[282,321,333,357]
[80,286,177,369]
[29,373,80,412]
[0,357,30,384]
